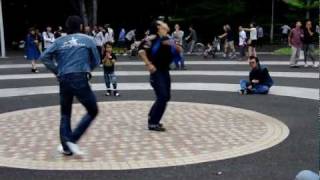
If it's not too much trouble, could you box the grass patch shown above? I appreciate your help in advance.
[273,47,320,55]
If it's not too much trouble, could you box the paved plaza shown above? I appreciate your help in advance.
[0,55,318,179]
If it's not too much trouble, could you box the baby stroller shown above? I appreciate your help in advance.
[203,37,221,59]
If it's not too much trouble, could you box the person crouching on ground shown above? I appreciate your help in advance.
[239,56,274,95]
[102,42,120,97]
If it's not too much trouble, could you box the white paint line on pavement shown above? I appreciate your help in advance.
[0,83,317,100]
[0,61,318,69]
[0,71,318,80]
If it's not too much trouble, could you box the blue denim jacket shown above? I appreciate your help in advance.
[40,33,100,76]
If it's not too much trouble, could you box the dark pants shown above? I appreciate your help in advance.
[59,73,98,151]
[239,45,246,58]
[148,71,171,125]
[96,46,103,60]
[304,44,316,64]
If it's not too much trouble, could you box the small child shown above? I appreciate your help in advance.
[203,43,213,58]
[102,42,120,96]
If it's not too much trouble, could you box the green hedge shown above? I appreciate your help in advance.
[273,47,320,55]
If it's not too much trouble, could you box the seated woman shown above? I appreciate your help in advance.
[240,56,274,95]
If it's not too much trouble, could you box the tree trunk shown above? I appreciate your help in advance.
[306,0,311,19]
[79,0,89,26]
[270,0,275,43]
[92,0,98,26]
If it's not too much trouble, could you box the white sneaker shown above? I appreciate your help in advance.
[304,64,309,67]
[57,145,73,156]
[66,142,85,156]
[313,64,319,68]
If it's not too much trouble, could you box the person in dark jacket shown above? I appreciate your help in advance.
[239,56,274,95]
[303,20,318,68]
[138,20,182,132]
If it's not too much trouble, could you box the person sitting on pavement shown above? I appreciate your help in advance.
[239,56,274,95]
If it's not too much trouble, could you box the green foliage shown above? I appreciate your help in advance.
[273,47,320,55]
[181,0,246,21]
[282,0,320,9]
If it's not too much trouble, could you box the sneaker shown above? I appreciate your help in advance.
[304,64,309,67]
[31,68,39,73]
[290,65,299,68]
[312,64,319,68]
[114,91,120,97]
[66,142,85,156]
[105,90,112,96]
[230,54,237,59]
[57,145,73,156]
[148,124,166,132]
[239,90,247,95]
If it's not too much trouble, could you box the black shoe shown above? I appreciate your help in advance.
[105,90,112,96]
[114,91,120,97]
[31,68,39,73]
[148,124,166,132]
[57,145,73,156]
[290,65,299,68]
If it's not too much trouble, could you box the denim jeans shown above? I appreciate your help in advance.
[174,52,185,68]
[303,44,316,64]
[149,70,171,125]
[240,79,270,94]
[104,70,117,89]
[59,72,98,151]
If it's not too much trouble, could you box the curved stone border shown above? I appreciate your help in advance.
[0,101,289,170]
[0,83,318,100]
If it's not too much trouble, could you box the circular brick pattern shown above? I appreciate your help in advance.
[0,101,289,170]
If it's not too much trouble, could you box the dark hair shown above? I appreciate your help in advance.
[149,20,161,35]
[104,42,113,48]
[65,16,83,34]
[249,56,261,68]
[28,27,35,32]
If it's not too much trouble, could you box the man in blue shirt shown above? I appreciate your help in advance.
[40,16,100,156]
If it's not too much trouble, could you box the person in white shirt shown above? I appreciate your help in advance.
[316,24,320,34]
[42,26,55,51]
[238,26,247,60]
[281,24,291,43]
[244,23,257,57]
[125,29,136,52]
[104,24,114,44]
[172,24,186,70]
[93,26,105,59]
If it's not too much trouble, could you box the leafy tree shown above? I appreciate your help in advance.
[282,0,320,19]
